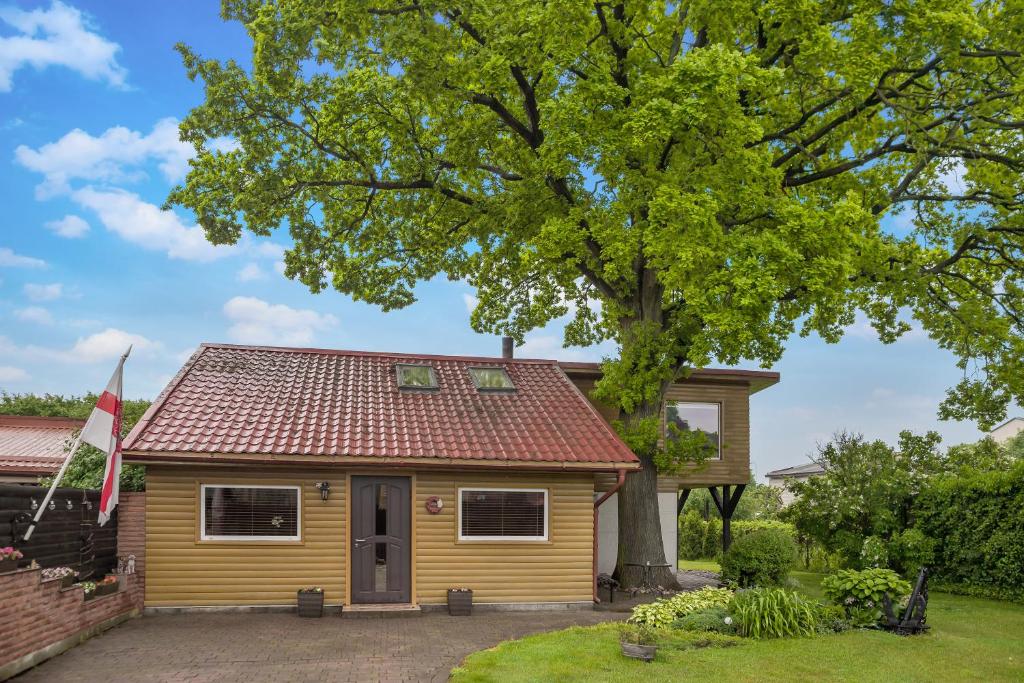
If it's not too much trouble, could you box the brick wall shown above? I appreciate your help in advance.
[0,492,146,679]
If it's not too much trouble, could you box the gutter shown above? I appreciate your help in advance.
[593,468,628,602]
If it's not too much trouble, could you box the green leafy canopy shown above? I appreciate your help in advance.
[171,1,1024,425]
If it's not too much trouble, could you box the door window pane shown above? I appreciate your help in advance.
[375,484,388,536]
[374,542,388,592]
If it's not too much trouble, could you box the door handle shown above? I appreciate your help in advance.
[355,538,368,543]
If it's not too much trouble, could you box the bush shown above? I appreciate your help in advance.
[889,528,935,576]
[703,517,722,558]
[728,588,818,638]
[628,587,734,627]
[732,519,798,543]
[720,529,797,587]
[672,606,737,635]
[822,568,911,626]
[859,536,889,569]
[678,510,706,560]
[815,604,852,633]
[914,461,1024,598]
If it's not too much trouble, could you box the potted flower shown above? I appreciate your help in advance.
[619,623,658,662]
[447,587,473,616]
[42,566,78,589]
[297,587,324,617]
[93,575,120,597]
[0,547,23,573]
[80,581,97,601]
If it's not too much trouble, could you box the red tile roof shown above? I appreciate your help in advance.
[0,415,84,475]
[123,344,640,470]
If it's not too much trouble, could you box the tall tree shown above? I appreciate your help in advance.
[170,0,1024,587]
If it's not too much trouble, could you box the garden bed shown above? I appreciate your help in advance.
[450,576,1024,682]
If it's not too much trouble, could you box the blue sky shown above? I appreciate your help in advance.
[0,1,992,478]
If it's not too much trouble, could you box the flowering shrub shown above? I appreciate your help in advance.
[0,546,24,561]
[628,587,734,627]
[822,568,911,626]
[41,566,77,580]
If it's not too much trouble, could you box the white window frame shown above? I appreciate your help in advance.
[200,484,302,542]
[457,487,549,541]
[666,401,723,460]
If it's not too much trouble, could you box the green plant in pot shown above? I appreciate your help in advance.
[297,587,325,617]
[619,623,659,662]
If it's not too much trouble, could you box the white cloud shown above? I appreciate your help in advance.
[71,186,233,262]
[15,118,189,197]
[273,260,286,275]
[0,1,127,92]
[0,247,46,268]
[15,306,54,325]
[223,296,338,346]
[517,333,612,362]
[67,328,156,363]
[462,293,478,314]
[0,365,29,382]
[237,262,265,282]
[24,282,62,301]
[45,214,89,238]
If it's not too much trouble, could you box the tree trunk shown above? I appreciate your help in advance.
[614,399,681,590]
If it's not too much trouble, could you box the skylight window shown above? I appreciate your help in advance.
[396,363,438,389]
[468,367,514,390]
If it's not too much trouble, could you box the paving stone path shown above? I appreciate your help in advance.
[14,610,623,683]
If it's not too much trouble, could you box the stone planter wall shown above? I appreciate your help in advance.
[0,492,146,680]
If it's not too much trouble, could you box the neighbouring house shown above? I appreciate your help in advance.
[123,342,777,611]
[0,415,83,484]
[990,417,1024,445]
[765,462,826,506]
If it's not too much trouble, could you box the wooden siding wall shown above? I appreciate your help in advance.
[571,377,752,490]
[145,466,346,607]
[414,471,594,604]
[145,466,593,607]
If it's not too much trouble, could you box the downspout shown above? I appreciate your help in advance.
[593,469,628,602]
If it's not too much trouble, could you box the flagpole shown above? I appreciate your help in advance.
[22,431,85,542]
[22,346,132,543]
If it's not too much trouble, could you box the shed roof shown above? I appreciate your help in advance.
[123,343,640,471]
[0,415,83,475]
[765,462,826,478]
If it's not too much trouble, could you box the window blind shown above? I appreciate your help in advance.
[203,486,299,539]
[460,489,546,539]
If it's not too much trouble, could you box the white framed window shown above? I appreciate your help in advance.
[200,484,301,541]
[665,401,722,460]
[458,487,548,541]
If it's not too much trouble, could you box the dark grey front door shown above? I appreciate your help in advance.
[351,476,411,603]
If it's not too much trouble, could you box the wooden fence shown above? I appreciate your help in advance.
[0,485,118,580]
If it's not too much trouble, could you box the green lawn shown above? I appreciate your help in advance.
[451,573,1024,682]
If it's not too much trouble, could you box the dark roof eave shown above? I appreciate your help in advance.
[559,362,780,394]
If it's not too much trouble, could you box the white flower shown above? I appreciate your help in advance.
[723,616,733,625]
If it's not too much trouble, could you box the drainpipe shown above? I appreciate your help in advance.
[593,469,628,602]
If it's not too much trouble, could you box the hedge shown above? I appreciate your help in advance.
[914,460,1024,599]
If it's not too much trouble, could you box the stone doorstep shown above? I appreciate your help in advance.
[342,603,423,618]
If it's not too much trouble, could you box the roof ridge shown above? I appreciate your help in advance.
[123,345,209,450]
[199,342,558,365]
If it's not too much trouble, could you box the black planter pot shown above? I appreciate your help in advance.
[447,589,473,616]
[0,558,17,574]
[60,574,77,589]
[297,590,324,618]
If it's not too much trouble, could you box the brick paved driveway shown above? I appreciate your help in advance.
[15,610,621,683]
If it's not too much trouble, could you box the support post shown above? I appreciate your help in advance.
[707,484,746,553]
[676,488,691,516]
